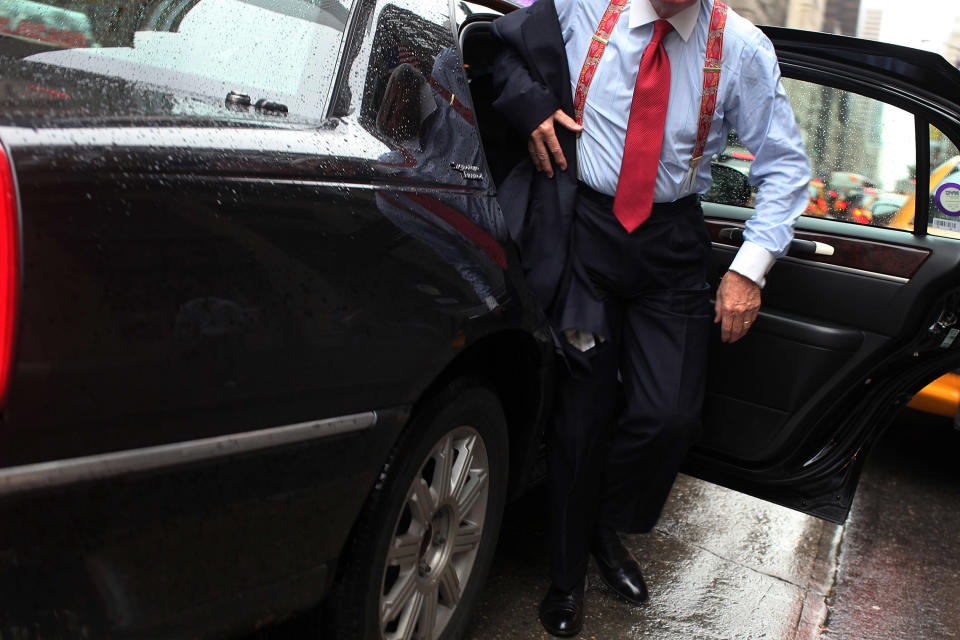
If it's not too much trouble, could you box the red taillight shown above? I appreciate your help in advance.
[0,144,18,408]
[836,200,848,211]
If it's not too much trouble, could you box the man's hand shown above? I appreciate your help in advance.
[528,109,582,178]
[714,270,761,343]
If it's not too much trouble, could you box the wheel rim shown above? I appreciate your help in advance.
[379,425,490,640]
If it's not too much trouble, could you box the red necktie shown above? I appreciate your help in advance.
[613,19,673,233]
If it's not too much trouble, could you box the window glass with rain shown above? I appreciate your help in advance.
[707,78,924,234]
[0,0,352,122]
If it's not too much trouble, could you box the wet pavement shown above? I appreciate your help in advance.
[466,409,960,639]
[822,410,960,640]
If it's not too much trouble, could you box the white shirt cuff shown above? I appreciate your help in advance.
[728,240,776,288]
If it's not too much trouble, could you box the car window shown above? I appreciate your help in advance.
[927,126,960,238]
[1,0,350,122]
[331,0,491,190]
[706,78,920,234]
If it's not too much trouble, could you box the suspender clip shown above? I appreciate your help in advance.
[680,155,703,196]
[591,34,609,45]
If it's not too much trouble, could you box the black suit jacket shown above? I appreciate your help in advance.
[491,0,578,325]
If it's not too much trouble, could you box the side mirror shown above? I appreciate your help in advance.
[703,164,752,207]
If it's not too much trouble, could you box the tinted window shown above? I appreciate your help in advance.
[707,78,921,234]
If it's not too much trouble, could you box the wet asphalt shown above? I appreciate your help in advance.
[465,409,960,640]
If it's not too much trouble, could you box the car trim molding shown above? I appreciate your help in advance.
[777,254,910,284]
[0,411,378,496]
[710,242,910,284]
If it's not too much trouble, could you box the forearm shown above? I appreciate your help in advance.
[728,38,811,287]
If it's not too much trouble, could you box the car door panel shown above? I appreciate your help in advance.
[686,32,960,522]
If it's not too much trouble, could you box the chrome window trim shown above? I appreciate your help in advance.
[0,411,377,496]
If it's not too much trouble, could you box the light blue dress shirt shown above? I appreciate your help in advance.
[555,0,811,286]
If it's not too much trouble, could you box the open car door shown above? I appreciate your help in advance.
[689,28,960,522]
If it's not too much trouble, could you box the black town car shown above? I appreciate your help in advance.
[0,0,958,638]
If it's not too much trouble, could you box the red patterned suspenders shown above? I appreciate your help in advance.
[572,0,729,193]
[681,1,728,194]
[573,0,629,125]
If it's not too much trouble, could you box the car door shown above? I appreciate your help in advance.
[688,28,960,522]
[0,0,522,634]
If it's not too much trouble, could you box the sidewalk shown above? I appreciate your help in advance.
[468,474,840,640]
[467,409,960,640]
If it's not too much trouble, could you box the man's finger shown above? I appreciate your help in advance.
[554,110,583,133]
[526,139,538,171]
[526,139,540,172]
[531,137,553,178]
[720,312,732,342]
[714,295,723,324]
[545,132,567,171]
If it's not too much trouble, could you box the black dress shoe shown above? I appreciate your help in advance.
[591,527,648,605]
[538,579,585,637]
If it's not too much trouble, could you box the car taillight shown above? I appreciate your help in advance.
[0,143,18,409]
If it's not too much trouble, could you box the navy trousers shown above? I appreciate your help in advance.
[548,185,713,590]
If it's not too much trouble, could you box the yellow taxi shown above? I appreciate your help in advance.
[885,156,960,420]
[888,155,960,239]
[909,372,960,420]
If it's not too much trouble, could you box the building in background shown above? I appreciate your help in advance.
[725,0,771,25]
[945,14,960,68]
[786,0,825,30]
[858,7,882,41]
[823,0,860,35]
[754,0,788,25]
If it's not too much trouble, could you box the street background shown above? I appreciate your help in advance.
[465,408,960,639]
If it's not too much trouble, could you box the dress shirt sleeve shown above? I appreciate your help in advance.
[725,33,811,288]
[555,0,573,27]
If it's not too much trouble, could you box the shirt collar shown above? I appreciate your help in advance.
[628,0,702,42]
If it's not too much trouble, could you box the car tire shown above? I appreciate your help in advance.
[325,380,509,640]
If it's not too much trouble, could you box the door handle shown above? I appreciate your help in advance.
[791,239,835,256]
[718,227,835,256]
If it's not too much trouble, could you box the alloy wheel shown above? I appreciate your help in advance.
[379,425,490,640]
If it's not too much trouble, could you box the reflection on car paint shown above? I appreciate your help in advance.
[374,46,506,312]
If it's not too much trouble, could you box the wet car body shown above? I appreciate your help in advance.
[1,0,960,638]
[0,1,553,637]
